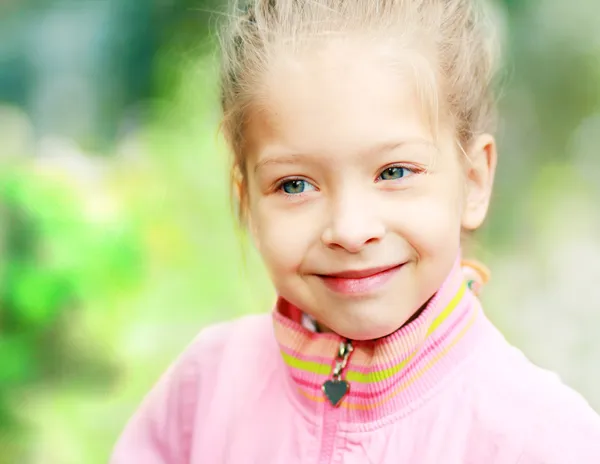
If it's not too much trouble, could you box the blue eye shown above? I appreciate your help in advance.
[280,179,315,195]
[379,166,409,181]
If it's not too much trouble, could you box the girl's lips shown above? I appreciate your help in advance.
[318,263,404,295]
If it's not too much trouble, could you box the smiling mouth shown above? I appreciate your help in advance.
[317,263,405,295]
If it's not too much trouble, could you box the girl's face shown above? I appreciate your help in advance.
[243,39,495,340]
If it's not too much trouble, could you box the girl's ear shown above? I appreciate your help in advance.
[461,133,497,230]
[232,164,248,220]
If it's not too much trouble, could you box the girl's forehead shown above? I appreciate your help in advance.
[262,38,427,100]
[246,42,441,162]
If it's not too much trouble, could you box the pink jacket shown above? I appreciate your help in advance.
[111,263,600,463]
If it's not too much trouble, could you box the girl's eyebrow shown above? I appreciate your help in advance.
[254,152,307,174]
[253,137,436,174]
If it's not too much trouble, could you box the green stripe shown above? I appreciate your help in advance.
[282,283,466,384]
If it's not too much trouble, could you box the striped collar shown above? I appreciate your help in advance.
[272,259,486,423]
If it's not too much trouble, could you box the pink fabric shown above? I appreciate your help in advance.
[111,266,600,463]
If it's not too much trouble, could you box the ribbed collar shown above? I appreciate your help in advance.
[272,258,487,424]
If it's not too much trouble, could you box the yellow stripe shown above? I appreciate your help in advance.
[297,308,478,409]
[284,284,467,384]
[425,284,466,337]
[280,351,331,376]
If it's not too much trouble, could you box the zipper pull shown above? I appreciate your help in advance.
[322,340,353,407]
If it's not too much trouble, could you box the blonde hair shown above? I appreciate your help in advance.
[219,0,499,224]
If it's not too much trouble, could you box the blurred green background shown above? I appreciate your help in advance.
[1,1,599,462]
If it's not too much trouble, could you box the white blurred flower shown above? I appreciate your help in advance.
[34,136,119,224]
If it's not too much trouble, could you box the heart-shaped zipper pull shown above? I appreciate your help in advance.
[323,379,350,407]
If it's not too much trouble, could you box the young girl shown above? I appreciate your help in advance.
[111,0,600,462]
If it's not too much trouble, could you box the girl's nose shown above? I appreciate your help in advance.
[320,191,385,253]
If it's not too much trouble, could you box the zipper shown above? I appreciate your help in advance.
[318,340,354,464]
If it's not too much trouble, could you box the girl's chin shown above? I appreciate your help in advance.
[319,318,409,341]
[312,293,433,340]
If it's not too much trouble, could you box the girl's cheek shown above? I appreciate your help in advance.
[257,213,306,251]
[391,195,461,239]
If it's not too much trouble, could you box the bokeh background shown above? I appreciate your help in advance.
[1,0,599,462]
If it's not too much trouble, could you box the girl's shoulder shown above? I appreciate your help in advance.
[509,351,600,462]
[187,313,276,364]
[110,313,277,464]
[164,312,279,401]
[466,326,600,462]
